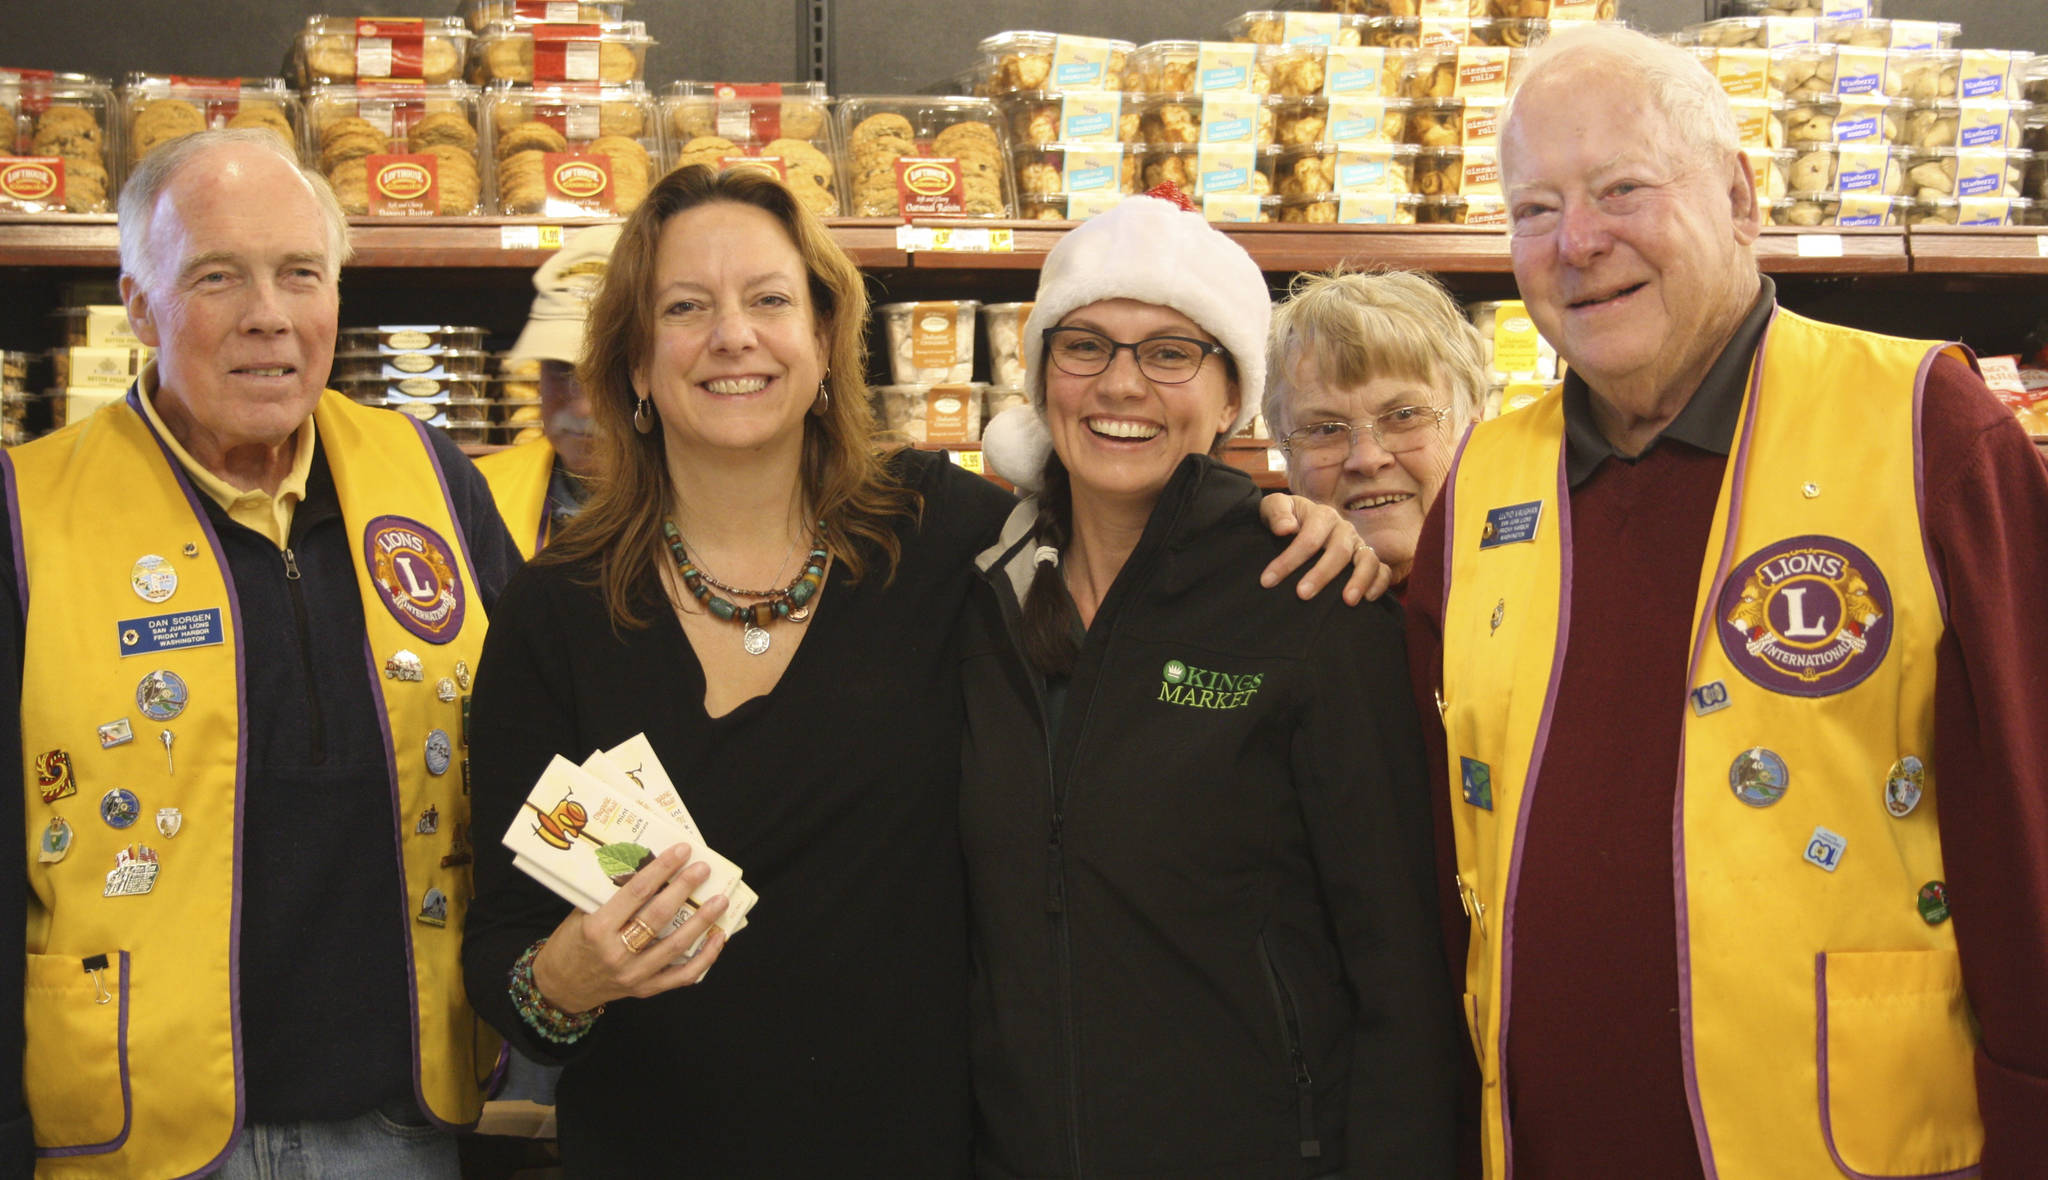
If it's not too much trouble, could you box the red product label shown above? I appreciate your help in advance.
[356,17,426,81]
[0,156,63,205]
[719,155,788,181]
[532,24,603,83]
[543,151,612,214]
[712,82,788,141]
[895,157,965,216]
[6,69,57,115]
[514,1,584,17]
[367,152,439,216]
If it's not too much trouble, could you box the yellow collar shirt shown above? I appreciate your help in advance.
[135,361,317,549]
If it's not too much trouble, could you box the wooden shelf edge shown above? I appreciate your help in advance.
[1904,226,2048,275]
[1753,227,1909,274]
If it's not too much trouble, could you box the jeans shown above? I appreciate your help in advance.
[214,1101,459,1180]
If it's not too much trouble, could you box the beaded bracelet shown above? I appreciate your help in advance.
[509,937,604,1044]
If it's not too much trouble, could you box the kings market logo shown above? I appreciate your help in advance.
[1158,659,1264,710]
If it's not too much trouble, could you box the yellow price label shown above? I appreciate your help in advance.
[954,448,986,473]
[538,225,565,250]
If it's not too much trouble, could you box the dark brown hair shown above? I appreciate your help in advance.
[541,165,918,627]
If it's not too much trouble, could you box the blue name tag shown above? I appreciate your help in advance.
[1479,500,1543,549]
[1460,757,1493,810]
[118,608,225,657]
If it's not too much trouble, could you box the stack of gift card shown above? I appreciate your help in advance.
[502,733,756,959]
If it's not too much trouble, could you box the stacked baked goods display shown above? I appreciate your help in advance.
[331,325,495,442]
[292,16,473,88]
[305,86,484,215]
[835,97,1014,218]
[1,73,116,213]
[119,76,304,174]
[481,83,658,214]
[665,81,840,215]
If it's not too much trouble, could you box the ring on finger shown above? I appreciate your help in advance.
[619,917,656,955]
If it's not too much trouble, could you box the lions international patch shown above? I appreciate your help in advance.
[1718,534,1890,697]
[363,515,467,645]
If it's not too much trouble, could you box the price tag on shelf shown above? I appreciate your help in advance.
[954,448,986,474]
[500,225,541,250]
[1796,233,1845,258]
[896,225,935,252]
[538,225,564,249]
[2036,234,2048,258]
[892,226,1015,254]
[1266,447,1288,472]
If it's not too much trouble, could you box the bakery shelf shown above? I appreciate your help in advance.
[1751,226,1909,274]
[1904,226,2048,275]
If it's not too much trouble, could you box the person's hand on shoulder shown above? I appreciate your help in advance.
[1258,492,1391,604]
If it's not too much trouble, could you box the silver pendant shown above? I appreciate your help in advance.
[788,605,812,623]
[742,625,771,655]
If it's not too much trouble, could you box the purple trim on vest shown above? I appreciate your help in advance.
[408,416,482,593]
[2,451,26,616]
[1492,437,1576,1180]
[1439,424,1475,618]
[1814,955,1983,1180]
[36,951,134,1158]
[1673,309,1780,1180]
[127,390,253,1174]
[1912,346,1950,622]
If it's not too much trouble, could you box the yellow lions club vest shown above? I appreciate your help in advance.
[1439,309,1981,1179]
[475,440,556,560]
[7,390,497,1178]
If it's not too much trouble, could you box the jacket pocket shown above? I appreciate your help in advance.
[1816,949,1982,1178]
[1258,934,1322,1161]
[27,950,132,1155]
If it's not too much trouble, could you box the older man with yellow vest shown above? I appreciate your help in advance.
[1405,25,2048,1180]
[0,129,520,1178]
[475,225,616,560]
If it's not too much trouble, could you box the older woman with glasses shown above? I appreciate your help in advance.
[1267,270,1488,591]
[965,192,1459,1178]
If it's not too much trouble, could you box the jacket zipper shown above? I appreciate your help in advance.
[1259,935,1322,1159]
[281,546,327,764]
[1037,671,1085,1177]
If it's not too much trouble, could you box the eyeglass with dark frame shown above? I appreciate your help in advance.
[1043,326,1229,384]
[1277,405,1452,466]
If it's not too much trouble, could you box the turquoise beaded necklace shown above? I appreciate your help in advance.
[662,520,827,655]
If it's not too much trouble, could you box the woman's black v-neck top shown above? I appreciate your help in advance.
[461,449,1015,1177]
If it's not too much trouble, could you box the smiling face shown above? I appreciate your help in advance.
[121,142,340,456]
[1503,67,1761,421]
[1280,361,1454,584]
[634,200,828,463]
[1042,299,1240,513]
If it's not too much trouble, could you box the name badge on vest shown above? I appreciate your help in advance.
[1718,534,1892,698]
[363,515,469,645]
[1479,501,1543,549]
[117,608,225,657]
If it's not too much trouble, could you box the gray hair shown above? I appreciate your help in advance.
[1265,268,1488,438]
[1502,23,1739,190]
[118,128,352,294]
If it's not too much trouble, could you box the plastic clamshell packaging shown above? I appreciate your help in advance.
[665,82,838,217]
[871,383,987,444]
[469,20,654,86]
[1766,191,1906,225]
[336,325,490,354]
[1134,142,1282,197]
[121,75,303,172]
[877,301,981,385]
[1011,142,1146,198]
[294,16,474,87]
[993,91,1134,148]
[981,304,1033,389]
[461,0,634,31]
[0,72,116,213]
[1127,93,1284,146]
[836,96,1015,218]
[977,32,1137,96]
[1275,97,1416,146]
[306,83,483,215]
[482,82,660,215]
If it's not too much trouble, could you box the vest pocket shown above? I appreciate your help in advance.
[26,950,131,1154]
[1816,949,1983,1177]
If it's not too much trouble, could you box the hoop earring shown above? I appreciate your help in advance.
[814,369,831,416]
[633,396,655,435]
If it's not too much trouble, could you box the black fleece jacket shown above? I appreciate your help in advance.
[958,455,1459,1180]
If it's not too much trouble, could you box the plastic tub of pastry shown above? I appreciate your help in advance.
[482,82,660,215]
[1138,143,1279,197]
[331,371,490,402]
[1773,96,1906,146]
[1224,11,1368,47]
[1473,0,1614,16]
[1715,0,1880,16]
[1765,191,1905,225]
[1276,192,1341,223]
[1279,142,1422,195]
[1313,47,1426,98]
[331,348,492,382]
[120,75,302,170]
[1199,192,1282,222]
[1320,191,1424,223]
[1401,98,1464,147]
[1778,144,1907,195]
[1898,148,2032,201]
[1,73,116,214]
[306,84,483,215]
[1363,16,1474,51]
[1011,142,1144,199]
[1128,41,1264,96]
[980,305,1034,390]
[1815,18,1957,51]
[470,20,654,85]
[664,83,840,217]
[461,0,633,31]
[877,301,980,385]
[1016,191,1131,221]
[294,17,472,87]
[1415,193,1507,225]
[1688,47,1773,99]
[1466,18,1546,48]
[337,324,490,354]
[1128,93,1282,146]
[993,90,1134,148]
[1678,17,1819,50]
[1276,96,1413,146]
[0,350,42,389]
[1897,100,2027,151]
[871,383,986,444]
[983,385,1029,422]
[1469,300,1559,382]
[835,96,1014,218]
[976,31,1135,95]
[1904,196,2035,227]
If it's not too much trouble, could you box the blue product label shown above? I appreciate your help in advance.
[1839,166,1880,191]
[1331,116,1382,140]
[1203,164,1249,192]
[117,608,226,657]
[1839,209,1884,227]
[1208,116,1252,142]
[1958,173,1998,197]
[1068,163,1114,191]
[1836,115,1878,141]
[1067,111,1113,139]
[1960,124,2004,147]
[1836,71,1880,94]
[1331,68,1377,93]
[1962,76,2001,98]
[1202,65,1248,91]
[1338,160,1388,188]
[1959,208,2007,226]
[1054,62,1101,88]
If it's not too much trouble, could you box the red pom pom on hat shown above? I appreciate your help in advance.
[1142,181,1196,212]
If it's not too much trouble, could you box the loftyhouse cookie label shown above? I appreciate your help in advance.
[1718,533,1892,697]
[363,515,468,644]
[895,157,965,216]
[543,151,613,214]
[367,152,439,216]
[0,157,63,207]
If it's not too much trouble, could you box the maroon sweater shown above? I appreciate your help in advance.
[1406,300,2048,1177]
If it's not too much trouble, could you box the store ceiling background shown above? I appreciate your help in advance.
[4,0,2040,95]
